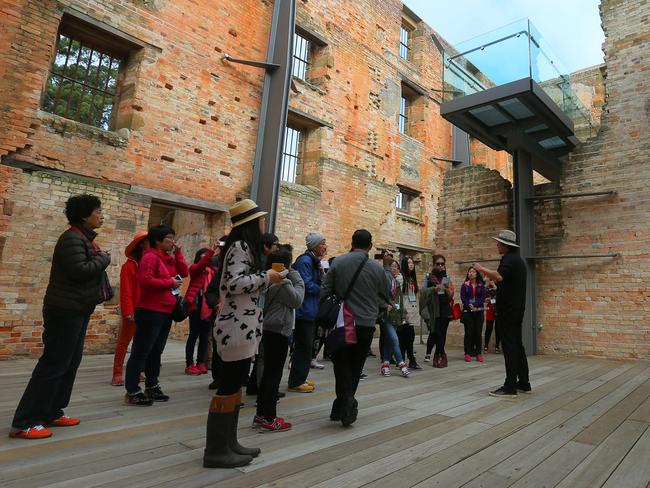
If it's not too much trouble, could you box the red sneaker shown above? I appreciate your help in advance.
[10,425,53,439]
[46,415,80,427]
[196,362,208,374]
[464,354,472,362]
[258,417,292,433]
[185,364,201,375]
[477,354,485,363]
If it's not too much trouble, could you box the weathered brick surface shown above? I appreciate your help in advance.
[437,0,650,359]
[0,0,509,359]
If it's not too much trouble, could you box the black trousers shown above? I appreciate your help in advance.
[434,317,450,355]
[484,319,500,349]
[125,309,172,394]
[426,328,436,355]
[185,310,211,366]
[398,326,416,362]
[463,311,484,356]
[288,318,314,388]
[499,311,530,391]
[257,331,289,420]
[217,357,251,396]
[12,306,91,429]
[331,326,375,403]
[211,335,223,383]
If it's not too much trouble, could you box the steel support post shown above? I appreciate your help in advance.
[513,149,537,354]
[250,0,296,233]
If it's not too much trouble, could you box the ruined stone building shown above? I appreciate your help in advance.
[0,0,646,360]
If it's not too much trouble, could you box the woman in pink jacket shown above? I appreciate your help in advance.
[123,224,188,406]
[184,244,219,375]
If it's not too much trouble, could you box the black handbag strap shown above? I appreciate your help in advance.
[342,256,369,300]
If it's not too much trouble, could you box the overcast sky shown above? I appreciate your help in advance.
[403,0,605,73]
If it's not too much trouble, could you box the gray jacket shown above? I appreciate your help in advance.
[321,250,390,327]
[263,269,305,337]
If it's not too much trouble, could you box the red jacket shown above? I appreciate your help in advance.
[185,249,216,316]
[119,258,139,318]
[136,248,189,313]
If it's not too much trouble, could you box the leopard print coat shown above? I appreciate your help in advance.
[214,240,269,361]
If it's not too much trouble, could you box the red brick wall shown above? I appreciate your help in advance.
[436,0,649,359]
[0,0,511,359]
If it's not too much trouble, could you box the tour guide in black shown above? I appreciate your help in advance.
[473,230,530,398]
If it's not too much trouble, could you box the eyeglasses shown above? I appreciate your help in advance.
[435,262,446,266]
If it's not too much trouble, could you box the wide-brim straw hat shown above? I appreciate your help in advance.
[229,199,268,228]
[492,229,519,248]
[125,230,149,257]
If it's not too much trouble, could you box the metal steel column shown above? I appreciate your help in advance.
[513,149,537,354]
[250,0,296,233]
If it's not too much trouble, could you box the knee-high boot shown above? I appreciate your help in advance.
[231,390,260,458]
[203,393,253,468]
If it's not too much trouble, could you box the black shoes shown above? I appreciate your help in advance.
[409,361,422,370]
[516,382,532,393]
[341,398,358,427]
[124,392,154,406]
[489,387,518,398]
[145,385,170,402]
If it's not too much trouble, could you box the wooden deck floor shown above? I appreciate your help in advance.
[2,340,650,488]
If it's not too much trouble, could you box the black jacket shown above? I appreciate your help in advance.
[43,226,111,313]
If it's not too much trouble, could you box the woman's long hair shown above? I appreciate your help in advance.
[465,266,485,284]
[401,256,419,294]
[214,219,264,290]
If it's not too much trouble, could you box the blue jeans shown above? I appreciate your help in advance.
[380,322,403,364]
[125,309,172,394]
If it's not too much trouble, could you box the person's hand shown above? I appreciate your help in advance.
[386,304,393,312]
[469,304,475,311]
[472,263,484,273]
[171,277,182,289]
[126,314,134,321]
[173,244,182,253]
[267,269,283,284]
[211,241,220,252]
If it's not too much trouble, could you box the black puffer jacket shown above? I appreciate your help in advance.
[43,227,111,313]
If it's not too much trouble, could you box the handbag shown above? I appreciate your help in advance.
[98,271,114,303]
[451,302,462,321]
[172,295,190,322]
[316,256,369,330]
[325,301,358,354]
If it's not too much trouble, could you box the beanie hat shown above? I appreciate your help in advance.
[306,232,325,250]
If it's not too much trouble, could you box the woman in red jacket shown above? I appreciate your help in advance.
[184,244,219,375]
[111,231,149,386]
[123,224,189,406]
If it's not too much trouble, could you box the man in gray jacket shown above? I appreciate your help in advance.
[321,229,389,427]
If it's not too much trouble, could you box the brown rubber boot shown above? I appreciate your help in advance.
[203,393,253,468]
[432,353,441,368]
[440,353,448,368]
[231,390,260,458]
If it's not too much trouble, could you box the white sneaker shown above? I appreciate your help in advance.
[399,362,410,377]
[424,355,431,362]
[381,364,391,377]
[310,360,325,370]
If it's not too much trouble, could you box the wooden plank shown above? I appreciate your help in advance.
[602,425,650,488]
[555,420,648,488]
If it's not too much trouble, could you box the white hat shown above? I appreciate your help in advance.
[492,230,519,248]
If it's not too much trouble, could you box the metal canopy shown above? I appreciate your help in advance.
[440,77,579,182]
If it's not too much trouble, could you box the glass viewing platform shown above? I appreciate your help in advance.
[442,19,595,141]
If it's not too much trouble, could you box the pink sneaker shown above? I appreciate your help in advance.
[196,363,208,374]
[185,364,200,375]
[477,354,484,362]
[464,354,472,362]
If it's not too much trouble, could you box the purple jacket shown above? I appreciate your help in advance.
[460,281,487,312]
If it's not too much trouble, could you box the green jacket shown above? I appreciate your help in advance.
[419,287,441,331]
[386,276,404,325]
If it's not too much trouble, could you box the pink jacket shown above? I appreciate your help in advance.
[136,248,189,313]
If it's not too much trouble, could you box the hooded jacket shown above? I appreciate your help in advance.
[136,247,189,314]
[263,269,305,337]
[293,250,322,321]
[185,249,216,319]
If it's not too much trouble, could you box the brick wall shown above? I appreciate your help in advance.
[0,0,510,359]
[436,0,650,359]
